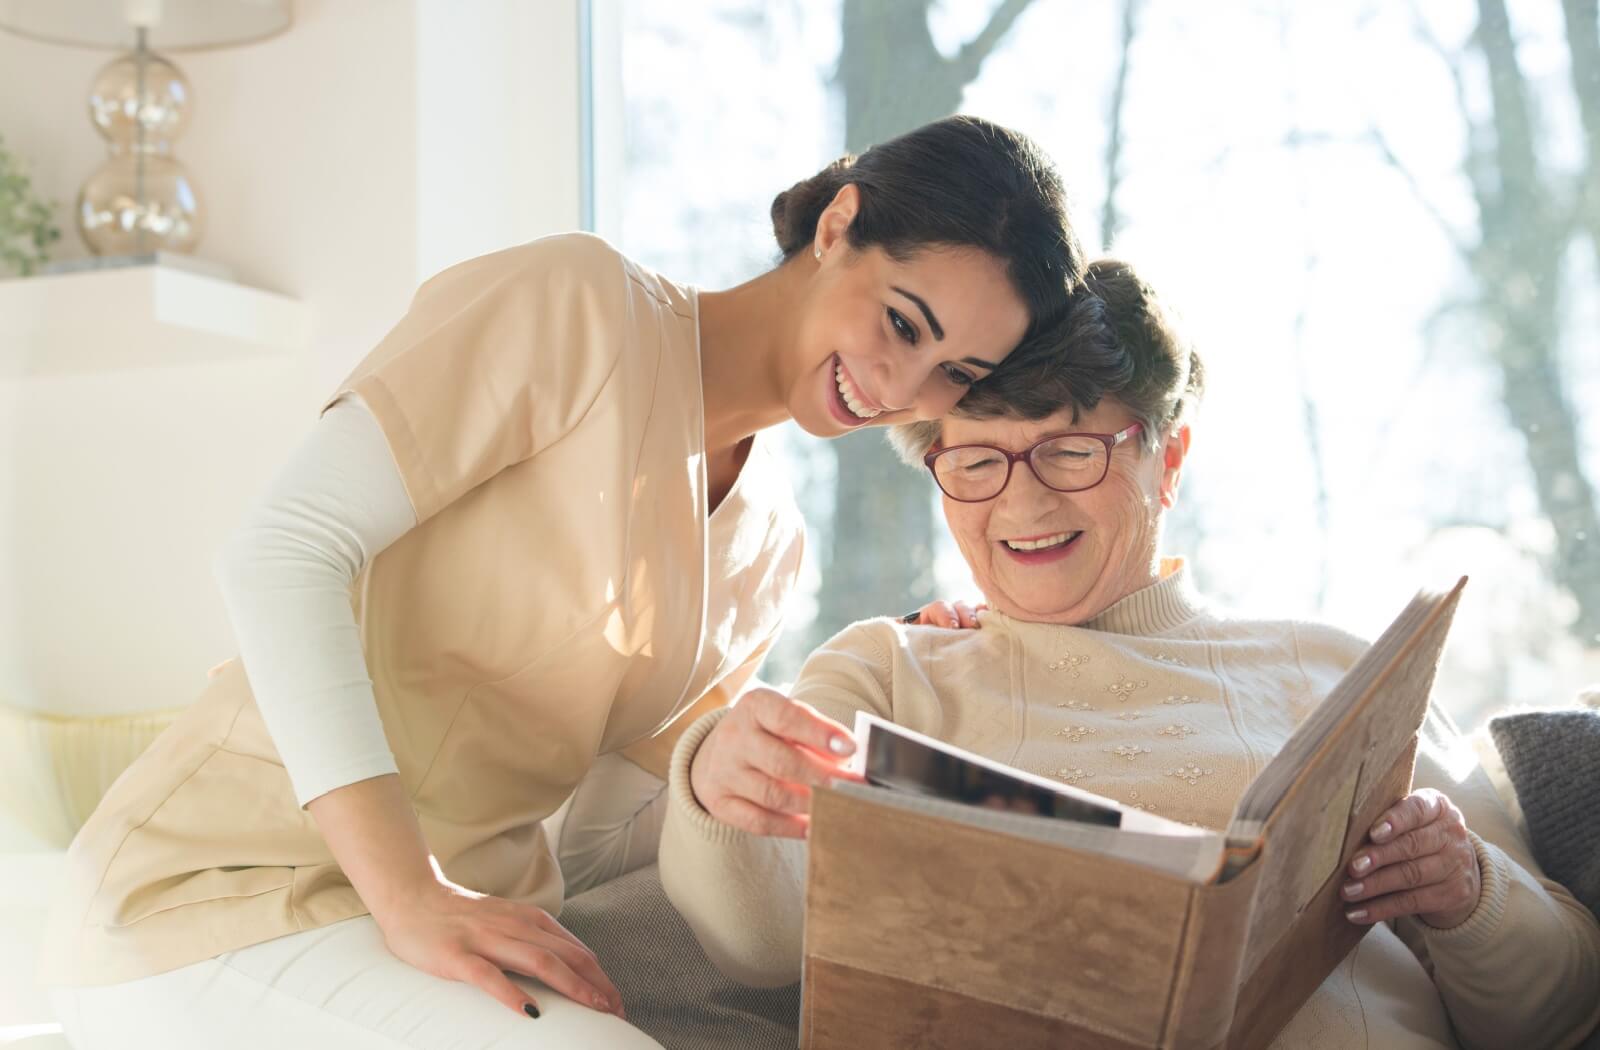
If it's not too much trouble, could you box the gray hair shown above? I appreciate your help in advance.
[889,258,1205,466]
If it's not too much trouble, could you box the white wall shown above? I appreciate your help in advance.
[0,0,584,716]
[416,0,584,281]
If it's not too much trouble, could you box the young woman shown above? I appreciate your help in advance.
[39,115,1095,1049]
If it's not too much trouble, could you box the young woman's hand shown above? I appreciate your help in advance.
[903,599,986,629]
[1341,788,1482,929]
[688,687,858,838]
[306,773,622,1021]
[371,870,625,1021]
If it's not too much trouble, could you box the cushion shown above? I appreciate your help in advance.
[1488,707,1600,920]
[559,864,800,1050]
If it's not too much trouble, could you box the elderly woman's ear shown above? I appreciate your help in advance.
[1159,424,1191,509]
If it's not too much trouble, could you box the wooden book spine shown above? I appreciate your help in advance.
[1223,742,1418,1050]
[1161,851,1265,1049]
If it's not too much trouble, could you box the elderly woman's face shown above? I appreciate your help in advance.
[939,399,1187,625]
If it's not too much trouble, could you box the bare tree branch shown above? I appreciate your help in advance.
[1100,0,1141,248]
[1365,127,1473,258]
[819,0,1039,651]
[1472,0,1600,642]
[1364,297,1475,466]
[1277,0,1333,608]
[1408,3,1496,207]
[1561,0,1600,256]
[953,0,1035,79]
[1260,125,1474,258]
[1563,0,1600,146]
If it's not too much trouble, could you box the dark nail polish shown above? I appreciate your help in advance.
[524,1003,541,1019]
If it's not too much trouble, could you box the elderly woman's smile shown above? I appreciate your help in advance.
[940,402,1181,626]
[998,529,1081,558]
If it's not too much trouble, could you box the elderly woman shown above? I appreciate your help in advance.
[656,260,1600,1049]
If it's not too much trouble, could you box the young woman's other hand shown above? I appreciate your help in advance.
[903,599,986,629]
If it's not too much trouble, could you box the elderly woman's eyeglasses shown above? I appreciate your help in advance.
[922,423,1145,503]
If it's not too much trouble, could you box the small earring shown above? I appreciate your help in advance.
[814,247,822,261]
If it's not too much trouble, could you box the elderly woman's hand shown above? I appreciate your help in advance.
[1342,788,1482,929]
[688,688,858,839]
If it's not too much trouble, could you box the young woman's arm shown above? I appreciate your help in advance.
[211,396,622,1019]
[212,395,412,807]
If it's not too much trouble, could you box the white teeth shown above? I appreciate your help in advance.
[1004,532,1076,551]
[835,362,882,420]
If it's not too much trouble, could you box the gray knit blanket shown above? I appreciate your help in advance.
[559,864,801,1050]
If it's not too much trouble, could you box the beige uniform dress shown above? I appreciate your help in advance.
[38,232,805,988]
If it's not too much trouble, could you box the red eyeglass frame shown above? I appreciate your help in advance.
[922,422,1145,502]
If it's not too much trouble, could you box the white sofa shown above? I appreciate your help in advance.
[0,811,69,1047]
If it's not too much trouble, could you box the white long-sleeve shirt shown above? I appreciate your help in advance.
[211,396,413,808]
[211,396,665,884]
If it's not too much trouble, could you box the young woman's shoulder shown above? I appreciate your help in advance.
[500,229,628,273]
[424,231,690,323]
[424,230,626,294]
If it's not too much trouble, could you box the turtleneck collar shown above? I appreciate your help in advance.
[983,557,1209,638]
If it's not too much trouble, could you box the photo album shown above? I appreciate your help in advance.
[802,579,1468,1050]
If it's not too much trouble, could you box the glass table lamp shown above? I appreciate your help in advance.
[0,0,291,258]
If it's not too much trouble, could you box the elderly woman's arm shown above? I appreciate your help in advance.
[658,621,899,986]
[1395,735,1600,1049]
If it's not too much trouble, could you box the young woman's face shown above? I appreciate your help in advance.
[785,191,1031,437]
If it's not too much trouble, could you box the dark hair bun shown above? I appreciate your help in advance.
[768,116,1087,346]
[769,155,856,257]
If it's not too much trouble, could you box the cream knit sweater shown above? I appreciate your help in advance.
[658,562,1600,1050]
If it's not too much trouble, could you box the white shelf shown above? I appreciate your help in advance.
[0,262,311,377]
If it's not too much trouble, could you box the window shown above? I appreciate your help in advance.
[592,0,1600,729]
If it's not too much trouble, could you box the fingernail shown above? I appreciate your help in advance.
[1352,855,1372,874]
[1372,821,1392,842]
[524,1003,541,1019]
[1346,908,1368,923]
[592,992,610,1010]
[1342,881,1363,898]
[829,736,854,756]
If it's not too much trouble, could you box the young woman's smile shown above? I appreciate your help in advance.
[825,354,885,427]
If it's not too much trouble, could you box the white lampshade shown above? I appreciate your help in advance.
[0,0,290,51]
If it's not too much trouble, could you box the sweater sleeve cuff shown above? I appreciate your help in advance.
[1417,830,1512,951]
[667,706,755,848]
